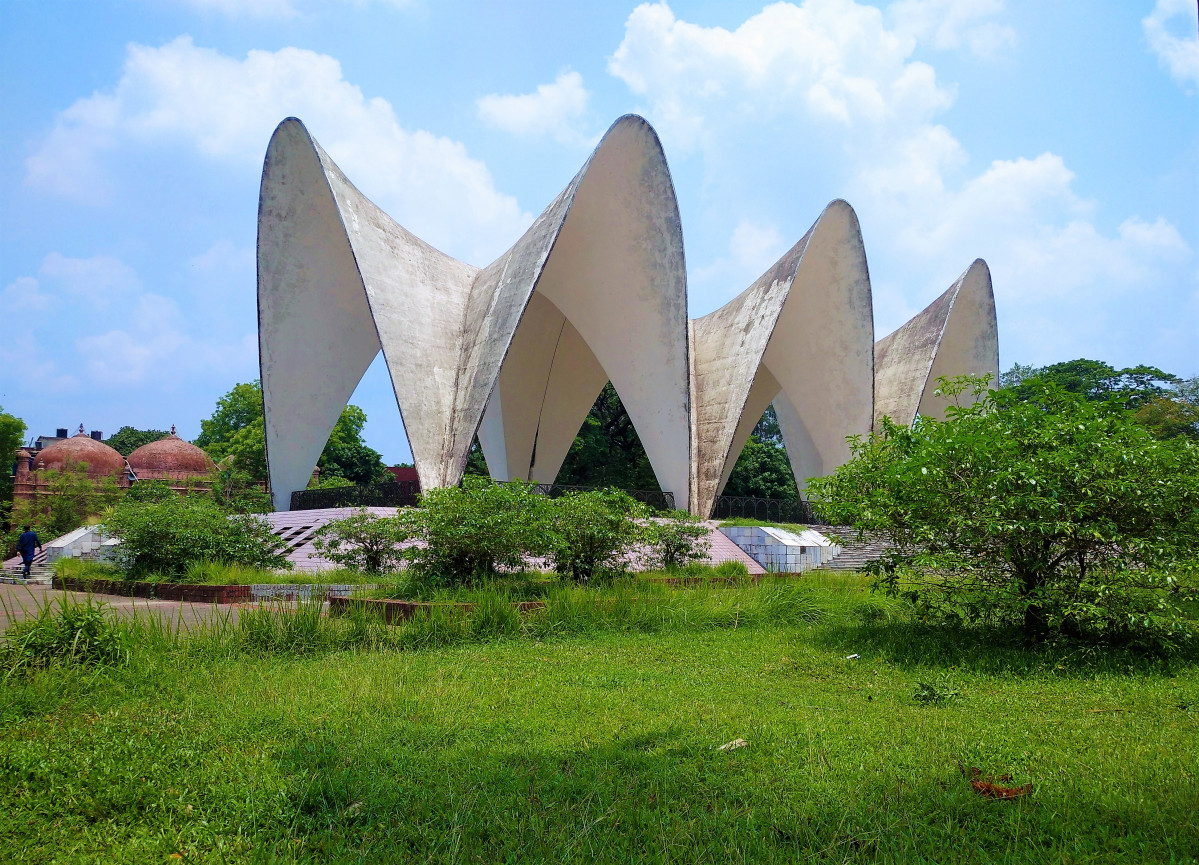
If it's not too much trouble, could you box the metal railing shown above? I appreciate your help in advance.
[289,479,674,512]
[711,495,831,525]
[290,481,420,511]
[528,484,674,512]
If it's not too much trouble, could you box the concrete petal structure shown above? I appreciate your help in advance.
[258,115,689,511]
[257,113,999,515]
[689,200,875,517]
[873,260,999,430]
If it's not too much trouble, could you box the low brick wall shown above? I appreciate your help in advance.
[54,576,252,604]
[328,596,546,624]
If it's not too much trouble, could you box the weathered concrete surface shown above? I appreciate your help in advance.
[873,259,999,430]
[473,116,691,507]
[690,200,874,517]
[258,118,477,510]
[260,116,690,510]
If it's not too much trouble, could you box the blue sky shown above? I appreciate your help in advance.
[2,0,1196,465]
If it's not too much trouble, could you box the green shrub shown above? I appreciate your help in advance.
[310,508,414,575]
[640,511,712,571]
[406,477,549,586]
[809,375,1199,645]
[102,494,291,578]
[547,489,647,585]
[2,596,131,677]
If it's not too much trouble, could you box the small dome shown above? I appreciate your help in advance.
[34,428,126,477]
[127,427,216,475]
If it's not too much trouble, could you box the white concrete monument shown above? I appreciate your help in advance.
[873,260,1000,430]
[256,114,999,514]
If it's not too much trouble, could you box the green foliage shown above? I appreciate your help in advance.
[2,596,131,678]
[808,375,1199,644]
[556,383,660,490]
[640,510,713,571]
[9,462,123,547]
[406,477,549,585]
[308,473,355,489]
[1134,375,1199,440]
[546,489,648,584]
[124,478,175,504]
[196,380,385,486]
[208,465,273,514]
[102,426,167,456]
[0,405,26,533]
[102,493,291,578]
[722,405,800,499]
[310,509,414,575]
[1000,358,1179,410]
[912,676,961,706]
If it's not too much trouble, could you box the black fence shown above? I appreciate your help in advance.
[529,484,675,512]
[711,495,831,525]
[290,479,674,512]
[290,480,420,512]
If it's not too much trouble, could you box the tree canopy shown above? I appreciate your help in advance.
[196,381,387,486]
[104,426,168,457]
[1000,358,1179,410]
[809,375,1199,644]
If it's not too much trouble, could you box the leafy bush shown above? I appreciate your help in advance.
[310,509,414,575]
[641,511,712,571]
[406,477,549,586]
[2,596,131,677]
[102,493,291,578]
[547,489,647,584]
[808,375,1199,645]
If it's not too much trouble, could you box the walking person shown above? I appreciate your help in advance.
[17,525,41,580]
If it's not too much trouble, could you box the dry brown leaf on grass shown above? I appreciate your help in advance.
[959,764,1033,800]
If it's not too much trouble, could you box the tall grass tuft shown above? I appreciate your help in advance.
[1,595,132,677]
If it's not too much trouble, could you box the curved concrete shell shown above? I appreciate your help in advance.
[689,200,875,517]
[258,114,1000,515]
[873,259,999,430]
[258,116,689,511]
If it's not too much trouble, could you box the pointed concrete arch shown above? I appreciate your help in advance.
[259,116,690,510]
[257,118,478,510]
[466,115,691,507]
[689,200,875,517]
[873,259,999,430]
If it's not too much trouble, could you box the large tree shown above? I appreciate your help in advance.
[808,376,1199,643]
[104,426,168,456]
[722,406,799,499]
[1,406,28,535]
[1000,358,1178,410]
[196,382,386,486]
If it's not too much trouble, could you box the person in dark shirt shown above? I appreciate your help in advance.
[16,526,41,580]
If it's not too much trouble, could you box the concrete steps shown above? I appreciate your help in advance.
[816,528,891,572]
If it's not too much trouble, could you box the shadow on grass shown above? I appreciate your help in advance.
[812,618,1197,677]
[261,727,1197,864]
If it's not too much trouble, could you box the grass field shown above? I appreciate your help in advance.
[2,571,1196,864]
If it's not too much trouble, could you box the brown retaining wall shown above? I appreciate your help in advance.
[328,596,546,624]
[54,576,252,604]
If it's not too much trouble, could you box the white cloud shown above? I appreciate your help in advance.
[609,0,956,150]
[76,293,256,386]
[39,252,141,310]
[27,36,529,264]
[609,1,1194,368]
[729,219,785,272]
[888,0,1015,58]
[1143,0,1199,90]
[3,276,58,316]
[477,70,592,145]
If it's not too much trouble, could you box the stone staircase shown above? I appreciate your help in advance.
[1,562,54,585]
[816,528,891,572]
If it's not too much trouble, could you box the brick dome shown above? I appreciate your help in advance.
[33,428,127,477]
[127,427,216,476]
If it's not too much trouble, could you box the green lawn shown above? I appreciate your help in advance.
[2,573,1196,863]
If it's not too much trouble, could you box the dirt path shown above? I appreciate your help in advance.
[0,582,244,632]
